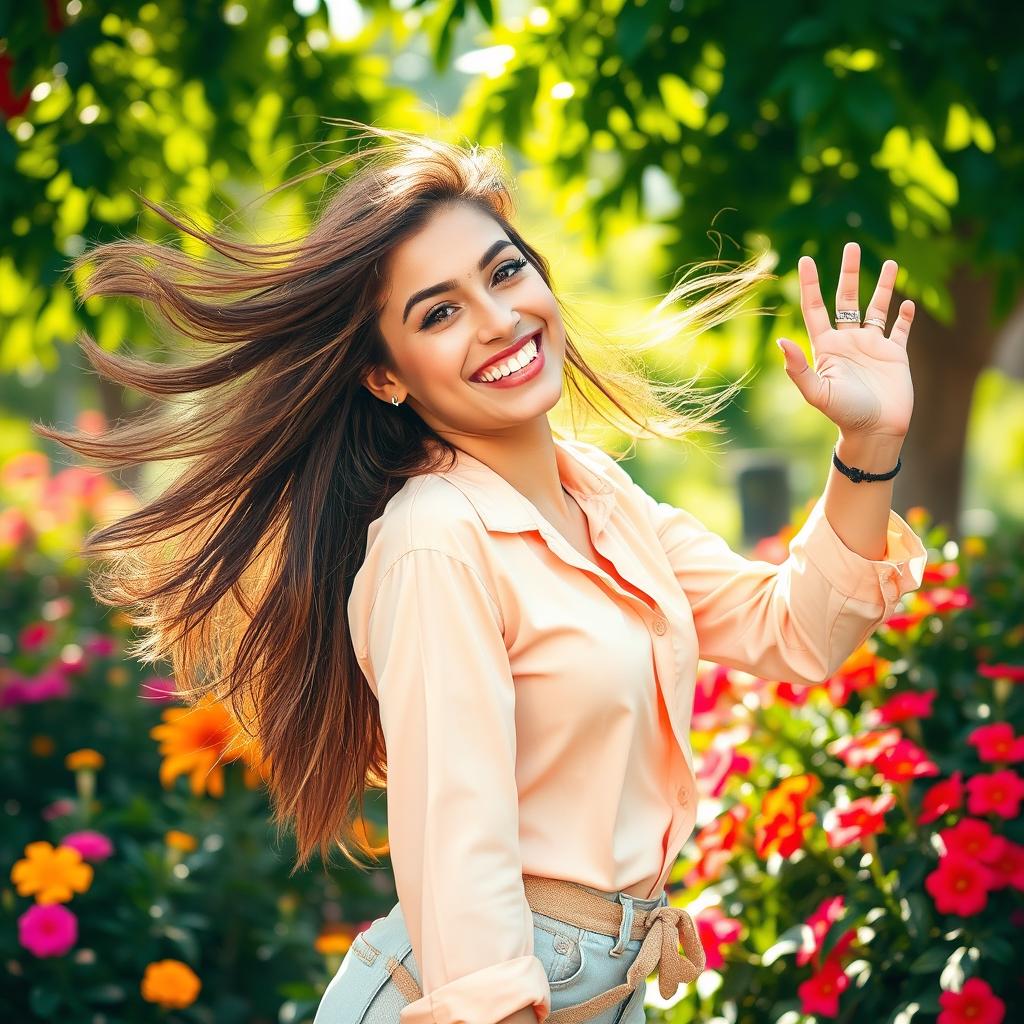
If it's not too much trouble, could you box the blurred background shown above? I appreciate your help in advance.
[2,2,1022,1023]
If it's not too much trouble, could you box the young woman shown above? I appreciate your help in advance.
[37,123,927,1024]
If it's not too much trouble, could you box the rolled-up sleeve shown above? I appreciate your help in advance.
[643,490,928,686]
[361,548,550,1024]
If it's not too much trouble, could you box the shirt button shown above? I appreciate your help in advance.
[554,936,572,954]
[653,618,668,635]
[677,787,688,804]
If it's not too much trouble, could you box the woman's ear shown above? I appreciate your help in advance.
[361,365,402,404]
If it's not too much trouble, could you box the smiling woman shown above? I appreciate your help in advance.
[31,120,778,1024]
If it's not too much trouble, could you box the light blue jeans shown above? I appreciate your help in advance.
[313,882,669,1023]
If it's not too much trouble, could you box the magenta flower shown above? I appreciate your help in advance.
[83,634,118,657]
[18,903,78,957]
[18,621,53,652]
[62,830,115,863]
[139,675,179,702]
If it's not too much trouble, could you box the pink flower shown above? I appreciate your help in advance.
[41,798,76,821]
[18,903,78,958]
[967,723,1024,764]
[696,745,753,799]
[938,819,1006,864]
[864,689,937,725]
[825,793,896,848]
[965,770,1024,818]
[18,622,53,652]
[25,668,72,702]
[986,839,1024,892]
[978,663,1024,682]
[797,952,850,1017]
[797,895,855,969]
[925,853,995,916]
[827,729,902,769]
[693,905,743,971]
[62,830,114,863]
[139,675,179,703]
[0,674,33,708]
[938,976,1006,1024]
[83,634,118,657]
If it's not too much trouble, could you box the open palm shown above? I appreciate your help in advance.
[777,242,915,439]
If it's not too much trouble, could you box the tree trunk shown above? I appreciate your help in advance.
[892,266,1000,538]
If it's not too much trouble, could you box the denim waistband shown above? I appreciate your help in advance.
[573,882,668,957]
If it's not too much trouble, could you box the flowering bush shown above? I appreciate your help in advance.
[1,446,392,1023]
[659,505,1023,1022]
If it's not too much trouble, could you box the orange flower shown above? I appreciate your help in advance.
[352,815,390,857]
[314,924,356,955]
[140,959,201,1009]
[65,748,104,771]
[11,841,94,904]
[164,830,198,853]
[30,735,55,757]
[149,694,243,797]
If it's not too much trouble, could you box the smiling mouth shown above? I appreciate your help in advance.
[471,330,543,383]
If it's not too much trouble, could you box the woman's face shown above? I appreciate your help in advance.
[370,202,566,439]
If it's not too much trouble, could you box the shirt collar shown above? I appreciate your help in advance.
[428,437,618,534]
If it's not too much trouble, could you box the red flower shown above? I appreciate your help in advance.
[797,895,855,969]
[873,738,940,782]
[918,771,964,825]
[986,839,1024,892]
[827,728,902,769]
[919,586,973,613]
[965,770,1024,818]
[773,680,810,706]
[925,853,995,916]
[825,793,896,848]
[937,976,1006,1024]
[691,665,738,731]
[694,905,743,971]
[18,622,53,653]
[938,819,1006,864]
[977,663,1024,682]
[753,775,820,859]
[883,611,928,631]
[797,953,850,1017]
[967,723,1024,764]
[864,689,937,726]
[922,561,958,584]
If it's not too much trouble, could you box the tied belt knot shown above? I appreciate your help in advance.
[630,903,705,998]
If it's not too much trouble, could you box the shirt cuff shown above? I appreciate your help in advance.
[398,954,551,1024]
[794,495,928,613]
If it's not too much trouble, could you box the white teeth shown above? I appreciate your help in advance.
[479,338,538,382]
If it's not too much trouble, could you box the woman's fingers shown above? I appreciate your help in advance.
[864,259,898,334]
[889,299,916,349]
[834,241,861,330]
[798,255,832,342]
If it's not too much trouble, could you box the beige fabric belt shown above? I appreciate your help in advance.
[389,873,705,1024]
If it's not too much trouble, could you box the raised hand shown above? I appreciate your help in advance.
[776,241,915,440]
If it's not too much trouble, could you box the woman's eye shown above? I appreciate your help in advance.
[420,256,529,329]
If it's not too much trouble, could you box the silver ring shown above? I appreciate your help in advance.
[835,309,861,324]
[864,316,887,330]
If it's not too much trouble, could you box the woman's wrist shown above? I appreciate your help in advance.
[835,432,905,475]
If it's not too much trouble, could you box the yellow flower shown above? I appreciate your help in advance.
[140,959,201,1009]
[164,830,198,853]
[10,841,93,904]
[30,735,55,757]
[963,536,986,559]
[65,748,104,771]
[106,666,129,686]
[149,694,242,798]
[314,926,355,955]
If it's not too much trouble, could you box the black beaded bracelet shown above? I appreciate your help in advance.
[832,445,902,483]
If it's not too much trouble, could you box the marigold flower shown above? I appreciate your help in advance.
[30,735,55,757]
[150,694,243,797]
[937,976,1006,1024]
[18,903,78,958]
[164,830,198,853]
[65,748,104,772]
[140,959,202,1009]
[11,841,94,904]
[314,924,356,955]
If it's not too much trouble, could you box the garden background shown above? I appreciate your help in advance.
[1,1,1022,1022]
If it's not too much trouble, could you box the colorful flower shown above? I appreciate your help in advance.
[918,771,964,825]
[693,905,743,971]
[164,830,199,853]
[864,689,937,725]
[967,723,1024,764]
[825,793,896,848]
[10,841,94,904]
[937,976,1006,1024]
[685,804,750,887]
[797,895,855,969]
[925,853,995,916]
[872,738,940,782]
[41,798,76,822]
[797,952,850,1017]
[65,748,104,772]
[986,840,1024,892]
[696,745,753,799]
[938,819,1006,864]
[314,924,356,956]
[977,663,1024,683]
[140,959,202,1009]
[18,622,54,652]
[150,694,243,797]
[827,729,901,769]
[965,770,1024,818]
[139,674,179,703]
[61,830,115,863]
[17,903,78,958]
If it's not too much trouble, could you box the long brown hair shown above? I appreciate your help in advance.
[33,120,773,874]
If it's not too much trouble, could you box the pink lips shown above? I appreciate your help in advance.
[471,329,542,382]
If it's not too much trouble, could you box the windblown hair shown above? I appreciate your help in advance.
[34,120,773,874]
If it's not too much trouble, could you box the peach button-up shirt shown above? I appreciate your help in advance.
[347,437,927,1024]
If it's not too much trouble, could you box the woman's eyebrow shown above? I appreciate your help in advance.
[402,240,517,324]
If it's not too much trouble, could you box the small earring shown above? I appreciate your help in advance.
[391,395,401,406]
